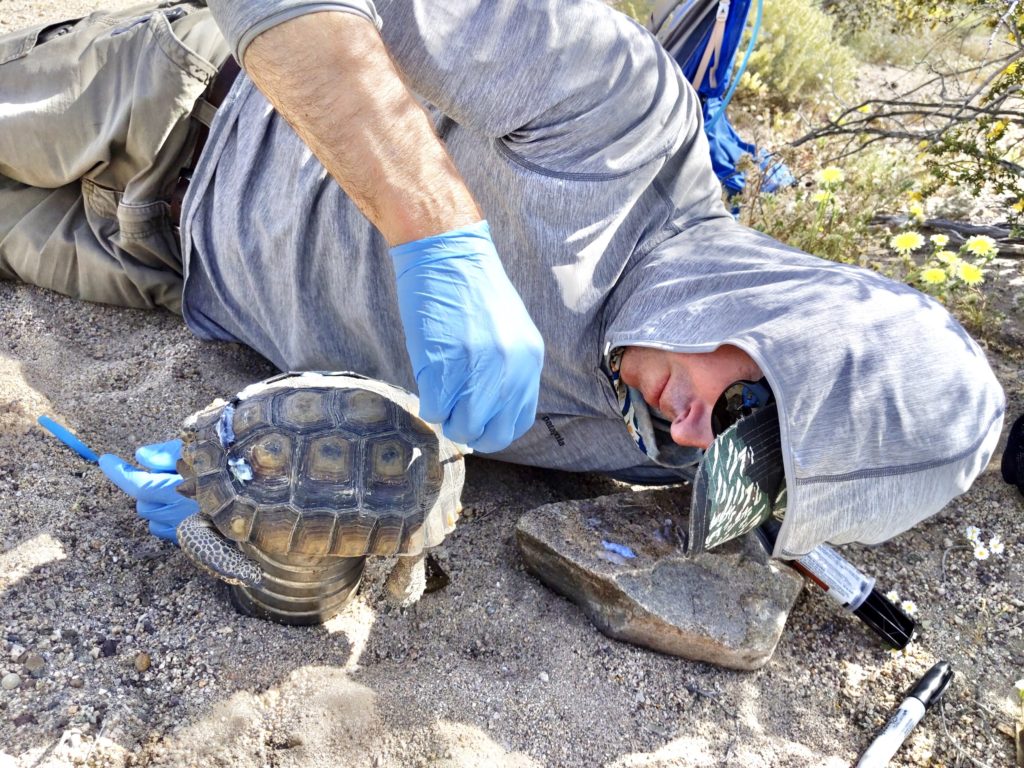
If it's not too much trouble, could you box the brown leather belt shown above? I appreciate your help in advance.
[169,56,241,232]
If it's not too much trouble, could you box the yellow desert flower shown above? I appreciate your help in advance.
[920,267,947,285]
[956,262,984,285]
[936,250,959,265]
[987,120,1007,140]
[816,166,845,186]
[930,233,949,247]
[1012,199,1024,213]
[964,235,997,257]
[810,189,834,204]
[890,231,925,254]
[908,203,925,221]
[856,104,872,114]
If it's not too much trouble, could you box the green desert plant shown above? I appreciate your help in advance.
[735,145,914,265]
[806,0,1024,229]
[739,0,856,108]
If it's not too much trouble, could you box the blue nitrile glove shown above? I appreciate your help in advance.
[98,439,198,544]
[390,220,544,453]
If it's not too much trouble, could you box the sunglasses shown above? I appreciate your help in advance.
[710,378,774,437]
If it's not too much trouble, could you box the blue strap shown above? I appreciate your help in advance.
[706,0,763,130]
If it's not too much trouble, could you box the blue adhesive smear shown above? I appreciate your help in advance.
[601,540,636,559]
[216,404,236,447]
[596,550,631,567]
[228,457,253,483]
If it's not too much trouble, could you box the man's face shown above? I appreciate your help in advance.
[618,345,763,449]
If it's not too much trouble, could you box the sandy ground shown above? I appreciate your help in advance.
[2,2,1023,766]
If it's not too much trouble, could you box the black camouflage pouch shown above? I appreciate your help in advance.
[1000,413,1024,497]
[687,402,786,554]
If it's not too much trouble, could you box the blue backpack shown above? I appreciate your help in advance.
[647,0,793,196]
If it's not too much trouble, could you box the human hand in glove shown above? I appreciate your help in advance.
[390,220,544,453]
[98,439,197,544]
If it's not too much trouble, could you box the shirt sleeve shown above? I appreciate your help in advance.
[376,0,694,178]
[206,0,382,65]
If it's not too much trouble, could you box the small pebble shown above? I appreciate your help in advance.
[23,653,45,675]
[1,673,21,691]
[100,639,118,658]
[135,652,151,673]
[68,676,84,689]
[538,671,549,683]
[8,645,25,661]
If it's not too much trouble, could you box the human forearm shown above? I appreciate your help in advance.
[238,9,543,453]
[243,11,481,245]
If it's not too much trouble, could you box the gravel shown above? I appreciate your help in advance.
[2,2,1023,766]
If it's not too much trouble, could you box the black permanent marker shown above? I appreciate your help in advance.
[855,661,954,767]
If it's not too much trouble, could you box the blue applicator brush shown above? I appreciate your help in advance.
[36,415,101,464]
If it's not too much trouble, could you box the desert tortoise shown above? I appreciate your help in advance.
[174,371,465,624]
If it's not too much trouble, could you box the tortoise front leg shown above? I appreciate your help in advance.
[177,514,264,588]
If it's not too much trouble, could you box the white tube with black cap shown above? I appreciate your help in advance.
[855,661,954,767]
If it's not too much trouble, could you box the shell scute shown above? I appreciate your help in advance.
[365,513,405,555]
[251,506,301,554]
[328,513,374,557]
[334,388,392,432]
[304,433,356,484]
[181,438,224,477]
[231,397,272,442]
[194,472,235,517]
[275,389,335,431]
[232,431,295,506]
[362,436,417,511]
[212,499,258,542]
[289,510,339,556]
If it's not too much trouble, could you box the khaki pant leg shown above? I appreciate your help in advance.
[0,3,230,312]
[0,174,188,311]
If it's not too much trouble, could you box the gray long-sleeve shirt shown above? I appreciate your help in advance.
[182,0,1004,556]
[182,0,720,472]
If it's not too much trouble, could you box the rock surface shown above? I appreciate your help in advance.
[516,487,804,671]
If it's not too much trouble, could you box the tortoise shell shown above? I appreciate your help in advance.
[177,372,464,558]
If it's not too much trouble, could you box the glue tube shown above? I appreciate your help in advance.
[758,520,917,649]
[855,661,954,767]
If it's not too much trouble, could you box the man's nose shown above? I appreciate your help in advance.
[669,405,714,449]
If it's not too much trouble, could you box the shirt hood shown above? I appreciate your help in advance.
[604,217,1005,557]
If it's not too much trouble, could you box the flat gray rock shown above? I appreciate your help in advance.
[515,488,804,671]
